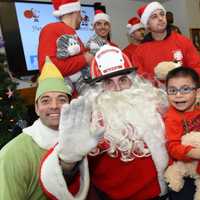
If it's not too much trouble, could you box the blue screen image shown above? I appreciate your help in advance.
[15,2,94,71]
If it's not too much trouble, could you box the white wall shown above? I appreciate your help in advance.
[162,0,200,39]
[162,0,189,36]
[186,0,200,31]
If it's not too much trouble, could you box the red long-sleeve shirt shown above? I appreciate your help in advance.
[132,31,200,79]
[122,43,138,61]
[165,106,200,162]
[38,22,87,76]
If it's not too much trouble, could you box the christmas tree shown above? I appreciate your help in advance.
[0,54,27,149]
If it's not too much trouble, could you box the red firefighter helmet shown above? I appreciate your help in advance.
[90,45,135,83]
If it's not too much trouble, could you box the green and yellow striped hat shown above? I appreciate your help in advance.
[35,57,72,101]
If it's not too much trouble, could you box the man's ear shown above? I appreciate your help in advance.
[35,103,39,117]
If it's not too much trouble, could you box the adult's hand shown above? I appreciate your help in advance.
[56,96,104,163]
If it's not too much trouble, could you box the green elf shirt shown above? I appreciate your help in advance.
[0,133,48,200]
[0,119,89,200]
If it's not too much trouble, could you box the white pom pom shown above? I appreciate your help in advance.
[126,24,132,28]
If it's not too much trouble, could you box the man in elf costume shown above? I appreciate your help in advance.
[40,45,169,200]
[38,0,93,84]
[0,57,102,200]
[132,1,200,81]
[123,16,145,61]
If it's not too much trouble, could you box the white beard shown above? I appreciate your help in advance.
[88,76,168,162]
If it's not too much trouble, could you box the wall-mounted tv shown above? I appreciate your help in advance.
[0,1,97,76]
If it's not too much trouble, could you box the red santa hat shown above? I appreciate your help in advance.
[52,0,81,17]
[93,9,110,25]
[137,1,166,27]
[126,17,144,35]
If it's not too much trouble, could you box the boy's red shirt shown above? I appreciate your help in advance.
[164,105,200,172]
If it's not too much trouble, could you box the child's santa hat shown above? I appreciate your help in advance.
[126,17,144,35]
[52,0,81,17]
[93,10,110,25]
[137,1,166,27]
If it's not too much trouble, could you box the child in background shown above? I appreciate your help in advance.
[164,66,200,200]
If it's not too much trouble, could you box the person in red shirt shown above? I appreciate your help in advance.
[39,45,169,200]
[38,0,93,84]
[164,66,200,200]
[132,1,200,81]
[123,16,145,61]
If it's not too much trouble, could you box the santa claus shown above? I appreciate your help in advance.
[39,45,169,200]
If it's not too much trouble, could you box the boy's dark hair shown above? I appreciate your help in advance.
[166,66,200,88]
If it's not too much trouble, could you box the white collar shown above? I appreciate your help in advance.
[23,119,59,150]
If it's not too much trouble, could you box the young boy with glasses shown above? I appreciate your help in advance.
[164,66,200,200]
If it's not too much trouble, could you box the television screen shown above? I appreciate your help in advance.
[0,1,95,76]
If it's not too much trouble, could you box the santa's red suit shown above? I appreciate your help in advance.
[40,138,167,200]
[39,108,168,200]
[88,154,162,199]
[165,105,200,172]
[38,22,87,76]
[122,43,138,61]
[132,29,200,79]
[39,45,168,200]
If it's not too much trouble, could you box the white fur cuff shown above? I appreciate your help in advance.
[40,148,90,200]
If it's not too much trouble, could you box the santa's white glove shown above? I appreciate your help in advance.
[56,96,104,163]
[154,61,181,80]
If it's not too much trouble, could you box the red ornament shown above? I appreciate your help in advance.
[24,10,33,19]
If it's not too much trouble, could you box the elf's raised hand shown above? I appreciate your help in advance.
[56,96,104,163]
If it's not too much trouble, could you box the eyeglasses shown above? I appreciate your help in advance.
[167,86,196,95]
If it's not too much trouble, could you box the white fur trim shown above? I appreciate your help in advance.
[142,113,168,195]
[93,13,110,25]
[140,2,166,27]
[53,2,81,17]
[127,23,144,35]
[40,148,90,200]
[23,119,58,149]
